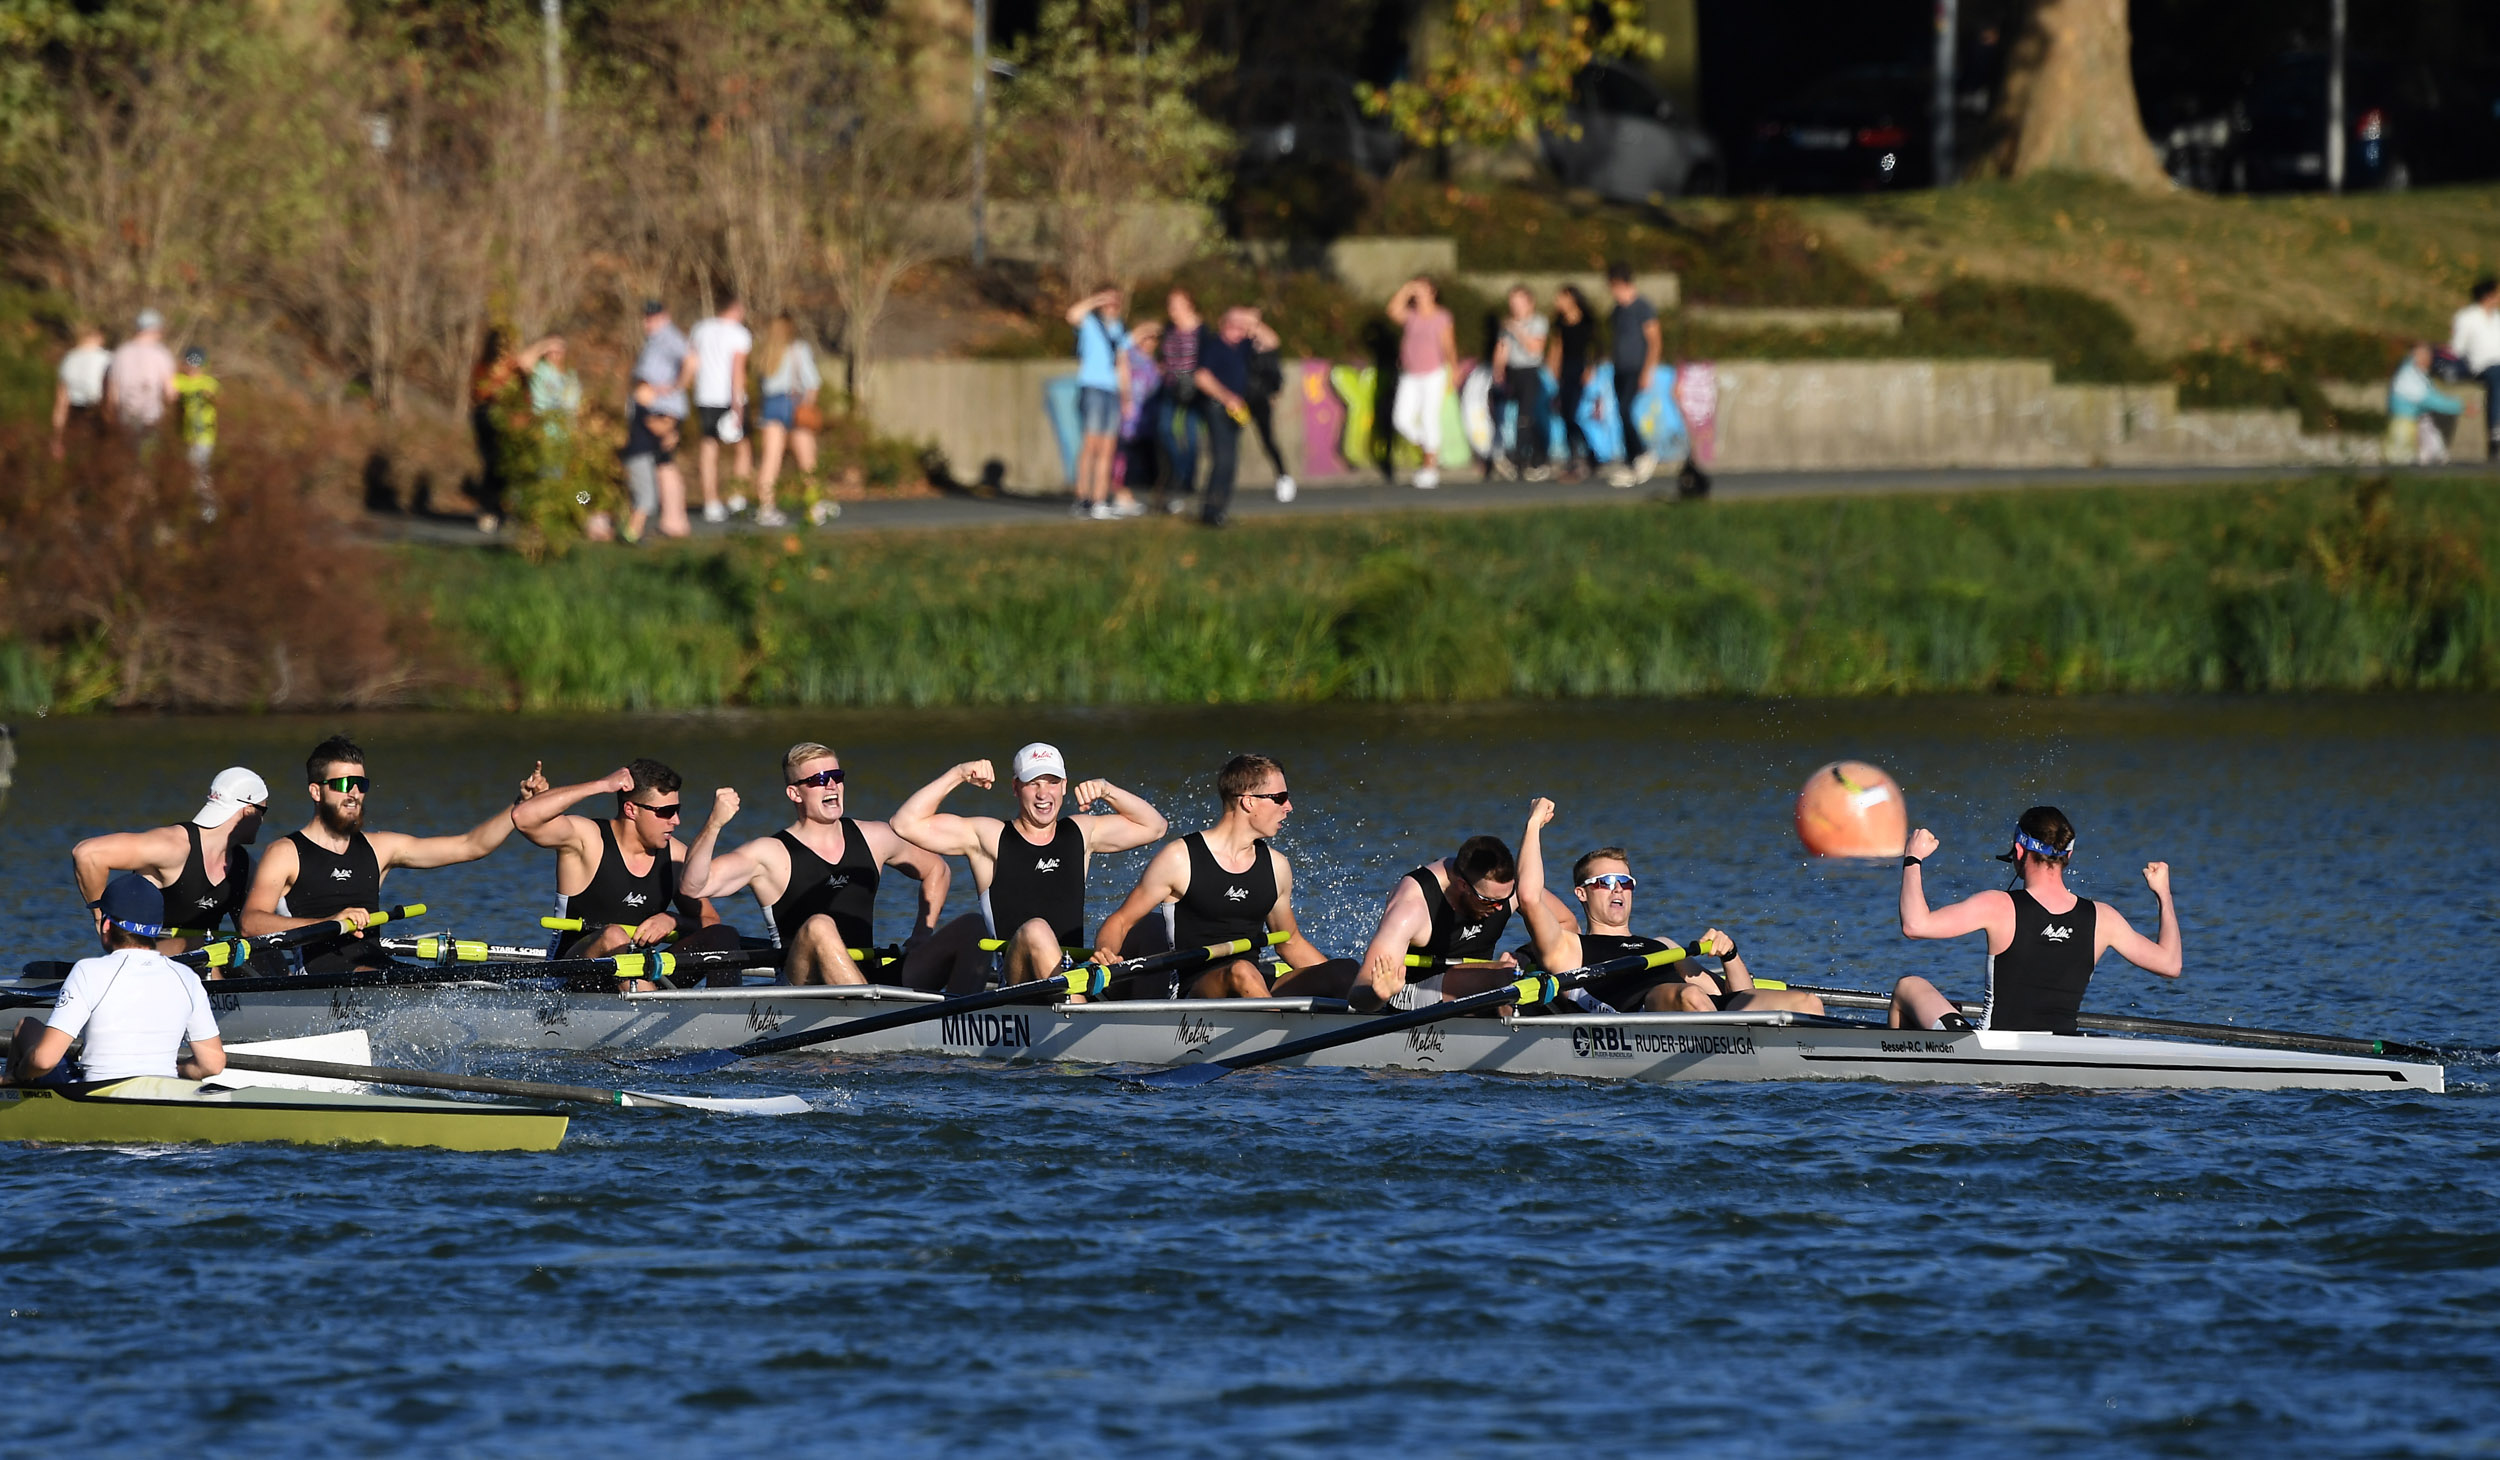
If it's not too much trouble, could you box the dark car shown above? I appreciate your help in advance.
[1215,69,1401,179]
[1745,66,1930,193]
[1540,61,1724,203]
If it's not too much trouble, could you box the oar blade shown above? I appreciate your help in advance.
[623,1091,811,1115]
[1112,1060,1236,1091]
[625,1048,748,1077]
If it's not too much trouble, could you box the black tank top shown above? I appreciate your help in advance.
[1987,890,2098,1034]
[985,819,1086,947]
[770,821,880,951]
[1578,932,1676,1011]
[1171,833,1275,950]
[284,830,383,970]
[161,823,246,932]
[559,819,690,930]
[1407,865,1512,960]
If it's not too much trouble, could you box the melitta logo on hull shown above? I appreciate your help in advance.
[1570,1026,1757,1059]
[942,1012,1033,1050]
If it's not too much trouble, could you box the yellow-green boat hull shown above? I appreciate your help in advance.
[0,1078,567,1152]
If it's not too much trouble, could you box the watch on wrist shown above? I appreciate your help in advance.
[1902,855,1923,867]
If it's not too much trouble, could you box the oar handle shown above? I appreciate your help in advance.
[185,904,428,969]
[543,917,682,943]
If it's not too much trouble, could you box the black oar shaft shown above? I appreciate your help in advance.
[1772,981,2432,1059]
[222,1052,621,1107]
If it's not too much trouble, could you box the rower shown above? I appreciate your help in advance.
[68,766,268,955]
[1348,805,1573,1012]
[513,759,743,991]
[7,874,224,1087]
[1093,754,1348,1000]
[1512,798,1824,1015]
[887,744,1167,997]
[241,734,545,974]
[678,742,949,986]
[1888,807,2181,1033]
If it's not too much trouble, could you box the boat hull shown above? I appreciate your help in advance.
[194,983,2445,1094]
[0,1076,568,1151]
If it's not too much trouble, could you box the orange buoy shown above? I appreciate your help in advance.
[1795,761,1907,857]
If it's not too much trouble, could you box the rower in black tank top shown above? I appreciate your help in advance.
[1578,932,1676,1011]
[985,819,1086,948]
[1986,890,2098,1034]
[770,819,881,952]
[1171,832,1275,950]
[283,830,382,973]
[556,819,695,936]
[1406,866,1512,960]
[159,823,246,933]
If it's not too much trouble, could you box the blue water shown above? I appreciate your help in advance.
[1,699,2495,1455]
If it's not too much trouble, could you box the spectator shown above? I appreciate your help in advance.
[1230,306,1293,504]
[1386,277,1456,489]
[1156,291,1209,515]
[688,294,754,523]
[1492,285,1552,482]
[1604,262,1661,488]
[469,327,521,528]
[2449,277,2500,460]
[754,311,824,529]
[2390,341,2464,466]
[172,346,219,522]
[630,300,693,539]
[1112,320,1160,517]
[104,308,177,443]
[522,335,594,536]
[1065,286,1129,520]
[1548,286,1597,482]
[51,325,110,461]
[1194,307,1257,529]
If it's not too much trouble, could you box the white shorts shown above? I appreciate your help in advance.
[1392,369,1447,453]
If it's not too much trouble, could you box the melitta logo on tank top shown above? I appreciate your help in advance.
[329,868,354,880]
[1223,885,1250,901]
[622,892,651,908]
[1034,859,1060,873]
[1458,922,1484,942]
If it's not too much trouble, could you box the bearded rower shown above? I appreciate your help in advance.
[1888,806,2181,1033]
[69,767,269,955]
[1348,806,1580,1012]
[513,758,743,990]
[1093,754,1349,1000]
[679,742,948,986]
[1512,798,1824,1015]
[241,734,543,974]
[887,744,1167,997]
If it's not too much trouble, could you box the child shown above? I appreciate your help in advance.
[173,346,219,521]
[2390,341,2464,466]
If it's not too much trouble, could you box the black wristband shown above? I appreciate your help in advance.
[1902,855,1923,868]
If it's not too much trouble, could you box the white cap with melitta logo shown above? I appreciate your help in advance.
[192,767,270,828]
[1012,743,1068,783]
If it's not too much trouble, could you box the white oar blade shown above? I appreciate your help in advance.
[621,1091,812,1116]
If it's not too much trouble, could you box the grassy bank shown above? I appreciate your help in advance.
[427,478,2496,711]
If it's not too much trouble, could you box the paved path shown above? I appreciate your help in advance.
[364,462,2489,548]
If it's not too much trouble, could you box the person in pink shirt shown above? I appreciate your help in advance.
[1386,278,1456,489]
[105,308,179,438]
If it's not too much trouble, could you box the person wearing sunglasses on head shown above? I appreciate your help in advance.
[1511,799,1824,1016]
[678,742,949,987]
[68,766,270,956]
[512,758,742,988]
[1348,803,1581,1013]
[1093,753,1351,1000]
[242,733,547,974]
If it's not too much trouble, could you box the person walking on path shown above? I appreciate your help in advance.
[629,301,694,539]
[1066,286,1130,520]
[1194,308,1258,528]
[1387,277,1456,489]
[1604,263,1661,488]
[1549,286,1598,482]
[172,346,219,521]
[52,325,110,460]
[754,312,823,528]
[2390,341,2464,466]
[1231,306,1295,504]
[2449,277,2500,461]
[688,295,754,523]
[1492,285,1552,481]
[104,308,177,445]
[1154,292,1210,515]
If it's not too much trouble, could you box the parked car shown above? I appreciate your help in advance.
[1216,69,1401,179]
[1540,61,1723,204]
[1745,66,1930,193]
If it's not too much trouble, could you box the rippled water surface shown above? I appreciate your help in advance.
[1,698,2495,1456]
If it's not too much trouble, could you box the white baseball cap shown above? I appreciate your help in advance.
[1012,743,1068,783]
[192,767,269,827]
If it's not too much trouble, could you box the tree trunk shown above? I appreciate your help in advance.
[1986,0,2168,189]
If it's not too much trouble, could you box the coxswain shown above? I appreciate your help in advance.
[1512,799,1824,1015]
[1092,754,1348,999]
[513,759,744,991]
[241,734,544,974]
[887,744,1167,997]
[69,766,268,955]
[1888,806,2181,1033]
[7,874,224,1087]
[1348,805,1575,1012]
[678,742,949,986]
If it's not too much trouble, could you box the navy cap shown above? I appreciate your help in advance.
[94,873,169,936]
[640,299,668,317]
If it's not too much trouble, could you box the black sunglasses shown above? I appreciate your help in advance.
[1240,789,1292,805]
[319,776,369,793]
[630,801,682,820]
[791,768,846,788]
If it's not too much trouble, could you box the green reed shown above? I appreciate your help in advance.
[427,477,2497,711]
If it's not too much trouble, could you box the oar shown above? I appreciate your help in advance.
[629,932,1287,1077]
[383,935,549,962]
[17,904,433,982]
[217,1052,809,1115]
[190,944,786,997]
[542,916,681,943]
[1114,944,1690,1090]
[1767,980,2476,1060]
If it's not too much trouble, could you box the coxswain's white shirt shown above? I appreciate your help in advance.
[2449,305,2500,374]
[689,318,754,408]
[45,948,219,1081]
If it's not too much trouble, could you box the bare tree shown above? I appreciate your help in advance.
[815,32,963,397]
[1986,0,2169,188]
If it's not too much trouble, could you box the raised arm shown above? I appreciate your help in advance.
[1899,829,2011,943]
[2099,860,2182,978]
[1070,778,1166,856]
[1386,283,1414,325]
[869,829,951,934]
[70,826,189,906]
[1266,850,1328,969]
[1093,839,1191,964]
[1514,798,1583,974]
[889,761,999,860]
[513,767,635,848]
